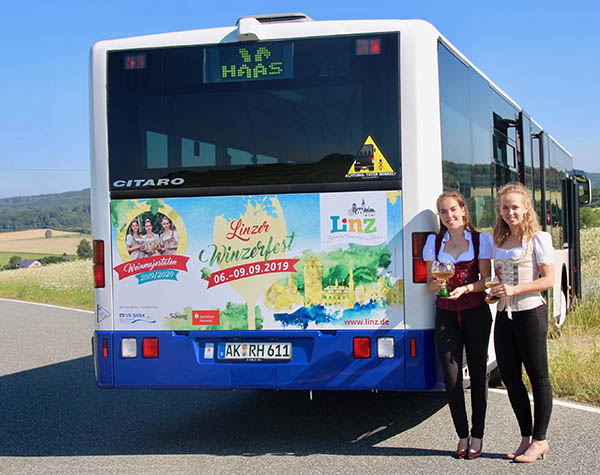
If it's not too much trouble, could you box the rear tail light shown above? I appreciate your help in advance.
[413,260,428,283]
[412,232,432,283]
[410,338,417,358]
[102,338,109,358]
[353,337,371,358]
[93,240,105,288]
[142,338,159,358]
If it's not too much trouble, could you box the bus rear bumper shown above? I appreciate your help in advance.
[92,329,440,391]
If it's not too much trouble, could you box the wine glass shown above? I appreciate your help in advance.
[485,276,500,302]
[431,260,455,297]
[485,276,500,289]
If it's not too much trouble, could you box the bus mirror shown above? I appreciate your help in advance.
[573,170,592,205]
[575,176,592,205]
[579,180,591,205]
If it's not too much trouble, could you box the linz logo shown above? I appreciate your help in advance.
[192,310,220,326]
[330,198,377,234]
[112,178,184,188]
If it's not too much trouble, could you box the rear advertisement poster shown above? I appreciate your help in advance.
[110,191,404,331]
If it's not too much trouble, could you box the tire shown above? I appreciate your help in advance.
[489,365,502,388]
[556,288,568,329]
[548,288,567,339]
[462,347,470,388]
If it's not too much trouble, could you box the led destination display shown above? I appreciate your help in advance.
[204,42,294,83]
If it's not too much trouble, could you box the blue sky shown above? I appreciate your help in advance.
[1,0,598,199]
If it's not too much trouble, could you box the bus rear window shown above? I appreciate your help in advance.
[107,34,400,195]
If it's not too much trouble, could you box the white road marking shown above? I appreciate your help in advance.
[489,387,600,414]
[0,297,93,314]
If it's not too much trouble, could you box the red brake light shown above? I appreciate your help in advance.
[412,232,432,283]
[369,38,381,55]
[355,38,381,56]
[410,338,417,358]
[142,338,159,358]
[353,337,371,358]
[124,54,147,70]
[102,338,109,358]
[413,259,428,283]
[93,240,105,288]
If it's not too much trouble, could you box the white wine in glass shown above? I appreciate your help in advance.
[485,276,500,302]
[432,260,455,297]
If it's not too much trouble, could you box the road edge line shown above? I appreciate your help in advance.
[0,297,93,314]
[489,387,600,414]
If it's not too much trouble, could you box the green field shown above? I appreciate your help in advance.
[0,251,58,267]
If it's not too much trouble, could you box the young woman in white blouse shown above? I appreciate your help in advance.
[158,216,179,255]
[487,183,554,463]
[424,191,493,459]
[141,219,160,256]
[125,219,144,260]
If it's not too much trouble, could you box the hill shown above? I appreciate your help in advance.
[587,172,600,190]
[584,173,600,208]
[0,189,91,233]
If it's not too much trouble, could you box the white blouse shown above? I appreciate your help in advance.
[423,230,493,264]
[494,231,554,264]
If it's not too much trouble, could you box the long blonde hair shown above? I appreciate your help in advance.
[493,183,540,245]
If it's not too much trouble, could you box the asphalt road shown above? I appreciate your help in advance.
[1,298,599,474]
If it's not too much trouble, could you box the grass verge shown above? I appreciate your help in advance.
[0,259,93,310]
[547,296,600,406]
[545,227,600,406]
[0,282,93,309]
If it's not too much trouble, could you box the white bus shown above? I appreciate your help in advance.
[90,14,590,389]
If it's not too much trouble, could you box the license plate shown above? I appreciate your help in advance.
[217,342,292,361]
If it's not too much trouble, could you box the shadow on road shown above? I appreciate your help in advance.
[0,356,447,457]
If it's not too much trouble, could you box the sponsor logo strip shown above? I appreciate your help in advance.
[192,310,220,326]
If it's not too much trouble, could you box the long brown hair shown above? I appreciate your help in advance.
[493,182,540,245]
[128,218,141,236]
[435,191,477,238]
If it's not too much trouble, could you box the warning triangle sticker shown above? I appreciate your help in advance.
[346,136,396,178]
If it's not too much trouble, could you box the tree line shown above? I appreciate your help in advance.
[0,189,91,233]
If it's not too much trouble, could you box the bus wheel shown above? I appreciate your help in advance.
[461,348,470,388]
[549,288,568,339]
[556,288,568,329]
[489,366,502,388]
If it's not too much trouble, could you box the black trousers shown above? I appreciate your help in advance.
[494,304,552,441]
[435,303,492,439]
